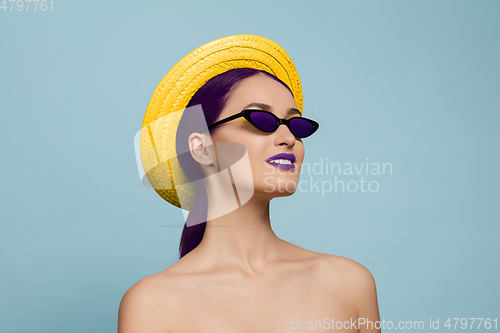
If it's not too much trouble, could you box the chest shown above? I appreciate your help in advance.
[169,274,358,332]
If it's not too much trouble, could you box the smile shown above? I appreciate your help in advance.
[266,153,296,170]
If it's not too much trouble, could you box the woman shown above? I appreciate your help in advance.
[119,35,381,332]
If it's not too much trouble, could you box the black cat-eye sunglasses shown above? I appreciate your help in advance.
[207,109,319,138]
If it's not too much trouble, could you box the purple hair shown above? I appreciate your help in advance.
[176,68,293,258]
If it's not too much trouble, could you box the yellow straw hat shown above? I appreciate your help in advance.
[140,34,303,207]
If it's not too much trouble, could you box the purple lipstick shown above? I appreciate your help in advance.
[265,153,296,170]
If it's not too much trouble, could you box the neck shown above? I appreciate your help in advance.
[194,193,285,272]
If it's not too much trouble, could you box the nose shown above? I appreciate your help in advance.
[273,123,296,147]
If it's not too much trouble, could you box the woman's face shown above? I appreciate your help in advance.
[209,73,305,198]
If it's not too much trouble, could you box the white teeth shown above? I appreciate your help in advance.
[268,159,292,164]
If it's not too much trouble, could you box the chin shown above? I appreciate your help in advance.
[274,188,297,198]
[260,177,299,197]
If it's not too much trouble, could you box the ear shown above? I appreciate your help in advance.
[188,132,217,169]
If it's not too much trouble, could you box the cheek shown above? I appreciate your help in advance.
[230,133,266,157]
[294,143,306,165]
[211,131,264,172]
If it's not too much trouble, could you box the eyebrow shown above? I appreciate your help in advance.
[243,102,302,117]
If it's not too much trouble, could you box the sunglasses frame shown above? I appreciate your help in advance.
[207,109,319,138]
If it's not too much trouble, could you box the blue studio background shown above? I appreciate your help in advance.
[1,1,499,332]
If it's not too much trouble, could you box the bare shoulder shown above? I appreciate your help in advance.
[117,270,183,333]
[283,242,375,285]
[317,253,377,293]
[286,244,377,294]
[321,253,375,283]
[317,253,380,319]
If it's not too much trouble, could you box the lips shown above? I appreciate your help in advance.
[265,153,296,170]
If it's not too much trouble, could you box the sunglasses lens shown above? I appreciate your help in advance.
[289,118,315,138]
[249,112,278,132]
